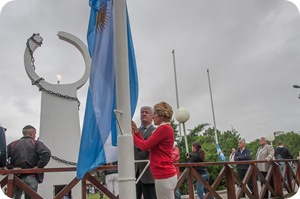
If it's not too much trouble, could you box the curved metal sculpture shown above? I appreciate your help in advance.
[24,31,90,90]
[24,31,91,198]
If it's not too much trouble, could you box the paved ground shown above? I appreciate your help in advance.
[181,185,298,199]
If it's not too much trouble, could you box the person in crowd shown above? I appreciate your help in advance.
[187,142,211,199]
[274,141,294,175]
[234,139,253,196]
[172,144,181,199]
[274,141,293,160]
[256,136,274,199]
[104,161,119,196]
[7,125,51,199]
[132,101,177,199]
[0,125,7,169]
[134,106,157,199]
[229,148,236,162]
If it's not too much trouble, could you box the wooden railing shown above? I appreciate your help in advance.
[175,159,299,199]
[0,159,299,199]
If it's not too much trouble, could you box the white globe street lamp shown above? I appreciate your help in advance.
[266,134,275,146]
[175,108,190,154]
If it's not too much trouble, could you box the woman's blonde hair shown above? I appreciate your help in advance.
[154,101,173,122]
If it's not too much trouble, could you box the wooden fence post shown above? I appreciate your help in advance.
[7,174,14,197]
[225,165,236,199]
[273,162,283,197]
[187,167,195,199]
[82,175,87,199]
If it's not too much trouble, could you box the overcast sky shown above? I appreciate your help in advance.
[0,0,300,145]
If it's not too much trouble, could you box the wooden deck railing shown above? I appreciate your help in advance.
[0,159,299,199]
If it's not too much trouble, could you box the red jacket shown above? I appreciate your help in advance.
[172,146,181,178]
[133,123,177,179]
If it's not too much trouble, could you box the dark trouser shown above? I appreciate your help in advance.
[14,174,38,199]
[261,171,274,199]
[136,179,157,199]
[195,173,212,199]
[175,188,181,199]
[237,169,253,196]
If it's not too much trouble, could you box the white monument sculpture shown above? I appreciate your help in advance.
[24,31,90,198]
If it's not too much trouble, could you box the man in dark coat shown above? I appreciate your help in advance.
[134,106,157,199]
[7,125,51,199]
[275,140,293,175]
[234,139,253,196]
[0,125,7,168]
[275,141,293,160]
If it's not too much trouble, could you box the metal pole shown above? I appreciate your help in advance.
[114,0,136,198]
[172,49,182,137]
[182,122,189,154]
[207,69,219,145]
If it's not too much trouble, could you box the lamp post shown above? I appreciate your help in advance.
[175,108,190,154]
[266,134,275,146]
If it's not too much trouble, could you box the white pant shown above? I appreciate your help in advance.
[105,173,119,196]
[155,175,177,199]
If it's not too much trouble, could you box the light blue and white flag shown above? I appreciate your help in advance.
[217,144,226,162]
[77,0,138,179]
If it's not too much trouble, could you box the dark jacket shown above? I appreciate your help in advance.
[7,136,51,183]
[189,150,208,175]
[134,124,156,184]
[0,126,7,167]
[275,147,293,160]
[7,136,51,169]
[234,147,251,170]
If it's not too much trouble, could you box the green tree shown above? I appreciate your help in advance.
[247,138,260,159]
[201,127,241,189]
[219,128,241,158]
[170,119,180,144]
[171,121,300,194]
[88,170,105,198]
[248,132,300,159]
[175,123,241,192]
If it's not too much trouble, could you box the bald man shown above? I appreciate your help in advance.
[256,137,274,199]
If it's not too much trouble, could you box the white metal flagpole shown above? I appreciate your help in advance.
[207,69,219,145]
[172,49,182,138]
[113,0,136,198]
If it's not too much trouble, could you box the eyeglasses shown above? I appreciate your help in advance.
[141,111,151,114]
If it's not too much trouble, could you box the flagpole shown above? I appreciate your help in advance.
[172,50,183,139]
[207,69,219,145]
[114,0,136,198]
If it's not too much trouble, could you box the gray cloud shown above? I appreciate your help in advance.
[0,0,299,144]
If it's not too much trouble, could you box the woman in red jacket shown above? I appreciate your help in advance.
[132,101,177,199]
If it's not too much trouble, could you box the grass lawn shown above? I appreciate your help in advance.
[87,193,108,199]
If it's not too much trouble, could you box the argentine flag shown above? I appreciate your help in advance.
[217,144,226,162]
[77,0,138,179]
